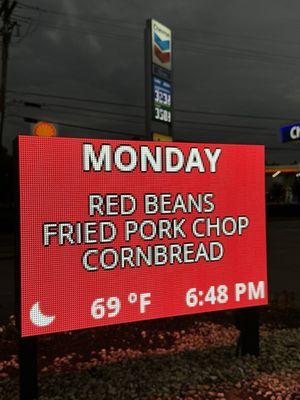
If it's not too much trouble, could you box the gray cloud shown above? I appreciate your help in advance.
[5,0,300,162]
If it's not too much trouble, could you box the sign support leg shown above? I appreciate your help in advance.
[235,307,260,356]
[19,336,38,400]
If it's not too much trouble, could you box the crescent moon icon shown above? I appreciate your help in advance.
[30,302,55,327]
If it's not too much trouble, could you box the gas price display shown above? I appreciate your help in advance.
[17,136,267,337]
[152,77,171,123]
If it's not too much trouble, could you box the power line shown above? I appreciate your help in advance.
[8,89,144,109]
[8,89,300,122]
[8,113,299,153]
[16,2,140,28]
[19,18,299,67]
[11,98,145,119]
[174,134,300,152]
[43,108,145,126]
[13,6,300,67]
[175,119,274,135]
[14,16,142,43]
[7,113,146,138]
[9,103,277,138]
[15,2,300,69]
[174,126,270,138]
[175,108,298,122]
[176,26,300,48]
[17,1,300,49]
[176,37,300,64]
[8,98,278,137]
[6,20,293,69]
[8,96,280,136]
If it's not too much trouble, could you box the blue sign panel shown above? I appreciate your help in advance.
[152,77,171,123]
[280,123,300,143]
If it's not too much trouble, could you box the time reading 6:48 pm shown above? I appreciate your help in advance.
[185,281,265,308]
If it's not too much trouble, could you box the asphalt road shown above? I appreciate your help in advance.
[0,218,299,323]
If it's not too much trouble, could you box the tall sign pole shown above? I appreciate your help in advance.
[145,19,173,141]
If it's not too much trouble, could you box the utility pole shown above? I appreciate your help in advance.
[0,0,17,147]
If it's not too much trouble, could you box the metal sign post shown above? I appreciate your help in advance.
[19,337,38,400]
[235,307,260,356]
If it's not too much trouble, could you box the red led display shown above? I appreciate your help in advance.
[17,136,267,337]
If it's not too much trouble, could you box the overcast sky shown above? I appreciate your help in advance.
[5,0,300,162]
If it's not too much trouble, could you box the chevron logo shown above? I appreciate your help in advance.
[154,32,170,52]
[154,32,170,64]
[154,45,170,63]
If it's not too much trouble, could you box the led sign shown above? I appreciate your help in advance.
[17,136,267,337]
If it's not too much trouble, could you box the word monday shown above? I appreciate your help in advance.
[82,144,222,173]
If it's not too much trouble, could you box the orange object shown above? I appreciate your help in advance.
[33,121,57,137]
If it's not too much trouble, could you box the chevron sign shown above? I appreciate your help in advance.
[151,19,172,70]
[154,32,170,64]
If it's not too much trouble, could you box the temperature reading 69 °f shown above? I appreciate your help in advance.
[91,292,151,320]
